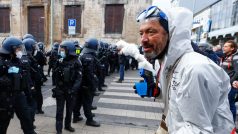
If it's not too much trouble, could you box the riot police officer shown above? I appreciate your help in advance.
[23,38,44,114]
[73,38,100,127]
[0,36,36,134]
[53,41,82,134]
[74,41,82,56]
[46,42,59,85]
[37,42,45,54]
[108,45,119,73]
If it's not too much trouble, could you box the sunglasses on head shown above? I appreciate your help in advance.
[136,6,168,22]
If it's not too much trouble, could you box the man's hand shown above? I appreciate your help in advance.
[232,81,238,88]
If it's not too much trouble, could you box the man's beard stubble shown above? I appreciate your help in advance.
[144,51,157,59]
[144,43,169,60]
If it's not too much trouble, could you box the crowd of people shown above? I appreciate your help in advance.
[0,33,141,134]
[1,3,238,134]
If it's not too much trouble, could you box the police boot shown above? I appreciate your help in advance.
[65,126,75,132]
[91,106,97,110]
[73,116,83,123]
[92,113,95,117]
[102,84,107,87]
[98,88,105,91]
[86,119,100,127]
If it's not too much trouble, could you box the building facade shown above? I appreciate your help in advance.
[0,0,152,49]
[172,0,238,45]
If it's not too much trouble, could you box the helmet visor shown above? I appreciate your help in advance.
[14,44,27,56]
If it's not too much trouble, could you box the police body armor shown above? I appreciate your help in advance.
[79,53,96,89]
[28,55,43,85]
[54,59,77,96]
[0,58,11,92]
[0,57,24,118]
[20,56,32,90]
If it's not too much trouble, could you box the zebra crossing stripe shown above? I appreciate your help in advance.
[110,82,135,86]
[112,79,143,83]
[93,107,162,120]
[107,86,134,91]
[103,91,140,98]
[98,98,164,108]
[114,76,142,80]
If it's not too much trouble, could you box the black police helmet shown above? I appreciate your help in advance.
[37,42,44,50]
[98,41,105,52]
[84,38,99,51]
[60,41,76,56]
[22,38,37,53]
[0,36,23,54]
[74,40,80,47]
[53,42,60,50]
[22,34,34,40]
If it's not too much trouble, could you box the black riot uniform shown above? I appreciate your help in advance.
[23,38,44,114]
[108,45,119,73]
[53,41,82,134]
[46,42,59,81]
[0,37,36,134]
[34,42,47,83]
[73,38,100,127]
[74,40,82,56]
[97,42,110,91]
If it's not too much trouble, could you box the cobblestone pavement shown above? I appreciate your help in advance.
[8,70,163,134]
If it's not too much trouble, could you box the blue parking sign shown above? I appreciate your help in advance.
[68,19,76,35]
[68,19,76,26]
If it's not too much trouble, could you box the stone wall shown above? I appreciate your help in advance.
[0,0,152,48]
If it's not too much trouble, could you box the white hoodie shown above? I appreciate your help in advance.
[159,6,234,134]
[117,6,235,134]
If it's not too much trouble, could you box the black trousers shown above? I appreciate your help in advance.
[73,87,94,121]
[0,93,34,134]
[47,64,53,75]
[56,93,76,132]
[34,84,43,112]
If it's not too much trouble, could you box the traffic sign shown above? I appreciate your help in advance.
[68,19,76,35]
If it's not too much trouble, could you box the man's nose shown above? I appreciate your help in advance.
[141,33,149,43]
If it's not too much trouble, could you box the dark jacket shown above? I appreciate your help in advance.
[54,56,82,94]
[118,54,126,65]
[220,51,238,83]
[80,52,98,91]
[46,49,58,66]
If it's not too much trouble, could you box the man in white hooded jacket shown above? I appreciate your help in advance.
[116,5,235,134]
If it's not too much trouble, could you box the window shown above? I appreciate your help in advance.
[64,5,82,34]
[231,1,238,26]
[105,4,124,34]
[210,0,233,31]
[0,8,10,33]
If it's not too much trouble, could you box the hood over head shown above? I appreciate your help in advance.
[152,4,194,99]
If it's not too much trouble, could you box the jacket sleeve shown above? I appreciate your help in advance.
[71,59,83,92]
[230,54,238,82]
[174,64,227,134]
